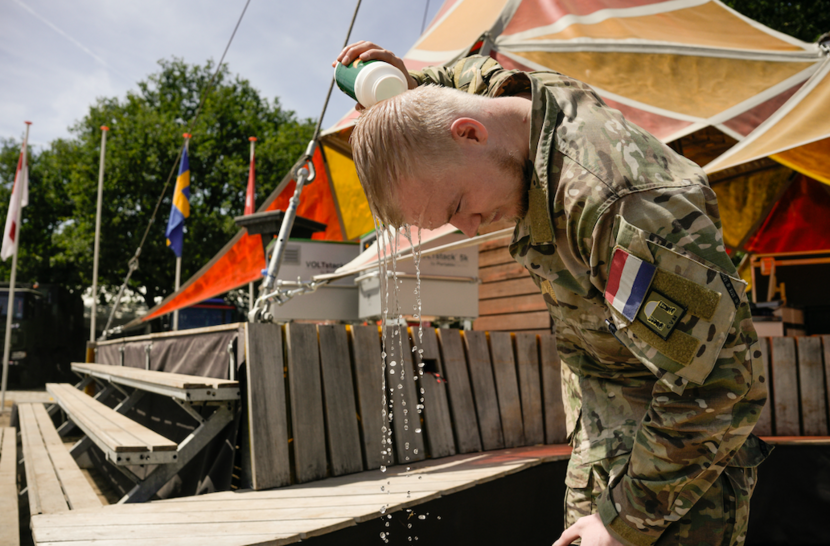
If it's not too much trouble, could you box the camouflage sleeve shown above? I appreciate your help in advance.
[409,55,520,96]
[587,185,768,546]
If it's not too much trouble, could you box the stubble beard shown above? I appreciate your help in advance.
[496,152,532,223]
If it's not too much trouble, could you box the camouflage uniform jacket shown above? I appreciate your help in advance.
[412,56,770,545]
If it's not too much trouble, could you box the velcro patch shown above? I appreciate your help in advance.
[605,248,656,321]
[528,187,553,244]
[637,290,686,340]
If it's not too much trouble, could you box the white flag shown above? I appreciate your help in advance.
[2,144,29,261]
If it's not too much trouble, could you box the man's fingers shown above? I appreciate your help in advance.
[553,523,581,546]
[334,41,417,91]
[338,41,381,65]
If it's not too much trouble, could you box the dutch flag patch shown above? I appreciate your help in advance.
[605,249,656,321]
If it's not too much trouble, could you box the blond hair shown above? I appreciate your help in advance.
[350,85,487,227]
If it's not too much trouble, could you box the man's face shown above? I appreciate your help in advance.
[397,150,529,238]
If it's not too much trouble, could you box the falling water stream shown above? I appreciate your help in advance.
[371,222,434,543]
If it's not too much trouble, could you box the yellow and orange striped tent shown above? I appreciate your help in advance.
[135,0,830,324]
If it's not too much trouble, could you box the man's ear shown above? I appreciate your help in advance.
[450,118,488,145]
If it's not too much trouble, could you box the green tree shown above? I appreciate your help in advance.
[0,59,315,308]
[725,0,830,43]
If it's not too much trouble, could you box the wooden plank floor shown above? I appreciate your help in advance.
[31,444,572,546]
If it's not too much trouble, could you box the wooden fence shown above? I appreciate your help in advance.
[755,335,830,437]
[241,324,567,490]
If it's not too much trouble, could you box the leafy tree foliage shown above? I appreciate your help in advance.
[1,59,314,308]
[725,0,830,43]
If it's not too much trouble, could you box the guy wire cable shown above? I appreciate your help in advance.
[102,0,252,338]
[310,0,363,144]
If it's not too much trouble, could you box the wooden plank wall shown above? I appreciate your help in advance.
[244,325,567,490]
[760,335,830,437]
[475,225,551,335]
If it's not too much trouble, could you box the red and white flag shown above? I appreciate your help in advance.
[2,142,29,261]
[244,138,256,215]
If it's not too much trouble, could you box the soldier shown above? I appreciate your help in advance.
[338,42,771,546]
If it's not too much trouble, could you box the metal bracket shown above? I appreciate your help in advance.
[117,403,236,504]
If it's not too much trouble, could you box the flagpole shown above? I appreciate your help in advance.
[90,126,109,342]
[172,134,190,332]
[1,121,31,413]
[247,136,256,311]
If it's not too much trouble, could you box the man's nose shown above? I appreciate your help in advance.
[451,215,480,238]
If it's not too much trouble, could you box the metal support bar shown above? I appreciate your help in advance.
[69,436,94,459]
[118,403,236,504]
[249,149,316,323]
[227,340,236,382]
[172,398,206,425]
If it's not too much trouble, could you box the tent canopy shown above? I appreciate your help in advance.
[704,57,830,186]
[133,0,830,326]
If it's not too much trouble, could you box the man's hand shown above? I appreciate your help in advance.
[333,41,418,91]
[554,514,623,546]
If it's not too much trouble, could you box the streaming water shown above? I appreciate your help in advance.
[371,222,435,543]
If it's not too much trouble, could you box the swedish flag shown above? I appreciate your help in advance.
[165,148,190,257]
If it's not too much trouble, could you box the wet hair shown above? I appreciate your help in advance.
[350,85,488,227]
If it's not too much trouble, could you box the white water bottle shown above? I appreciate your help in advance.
[334,60,409,108]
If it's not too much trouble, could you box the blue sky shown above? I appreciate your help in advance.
[1,0,442,148]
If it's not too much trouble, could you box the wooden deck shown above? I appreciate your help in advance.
[30,444,571,546]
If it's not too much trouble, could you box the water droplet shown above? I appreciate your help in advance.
[408,524,412,529]
[413,449,419,454]
[398,384,403,390]
[415,428,421,433]
[390,360,397,367]
[380,466,387,472]
[380,532,386,539]
[404,442,410,449]
[380,506,387,514]
[418,515,426,520]
[380,486,385,491]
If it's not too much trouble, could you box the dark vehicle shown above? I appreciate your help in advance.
[165,298,244,331]
[0,283,85,388]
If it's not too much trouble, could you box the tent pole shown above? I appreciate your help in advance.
[91,126,109,342]
[1,121,30,413]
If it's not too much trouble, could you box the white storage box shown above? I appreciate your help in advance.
[268,240,360,322]
[357,233,479,321]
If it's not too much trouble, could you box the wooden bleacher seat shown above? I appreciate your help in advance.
[47,365,239,504]
[1,426,21,546]
[46,383,177,466]
[17,403,102,515]
[71,363,240,402]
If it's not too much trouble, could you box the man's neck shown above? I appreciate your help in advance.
[488,96,533,163]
